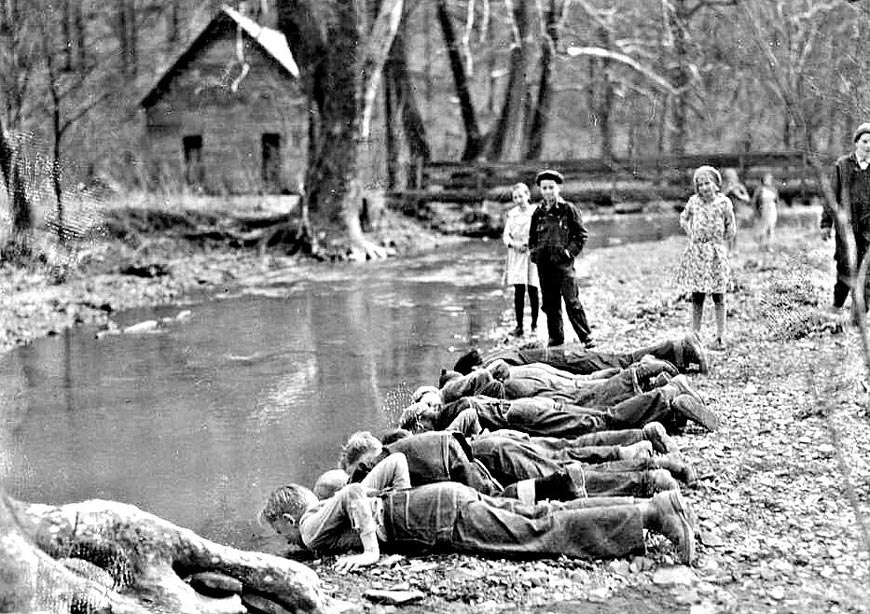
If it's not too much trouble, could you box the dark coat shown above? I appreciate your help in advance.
[822,152,870,262]
[528,198,588,270]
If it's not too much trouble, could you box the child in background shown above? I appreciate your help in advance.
[675,166,736,351]
[753,173,779,250]
[503,182,540,336]
[721,168,750,252]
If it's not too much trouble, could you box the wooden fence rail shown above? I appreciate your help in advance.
[390,150,830,209]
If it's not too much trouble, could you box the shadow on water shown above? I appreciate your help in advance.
[0,212,692,550]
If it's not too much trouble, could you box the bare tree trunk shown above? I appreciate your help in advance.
[0,488,340,614]
[487,0,530,161]
[388,26,430,162]
[669,0,689,156]
[45,28,66,245]
[524,0,562,161]
[277,0,400,259]
[62,0,73,70]
[74,0,86,69]
[167,0,181,47]
[436,0,483,161]
[384,61,397,189]
[126,0,137,78]
[595,25,614,162]
[0,118,32,248]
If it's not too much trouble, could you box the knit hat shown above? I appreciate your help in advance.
[535,169,564,185]
[854,122,870,142]
[692,165,722,188]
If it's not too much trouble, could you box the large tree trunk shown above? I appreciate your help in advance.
[436,0,483,161]
[487,0,531,161]
[669,0,689,156]
[594,26,614,163]
[0,489,344,614]
[0,120,33,258]
[276,0,400,260]
[386,24,430,163]
[524,0,562,161]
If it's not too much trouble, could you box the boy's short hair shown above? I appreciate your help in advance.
[339,431,382,471]
[258,484,317,526]
[398,401,430,432]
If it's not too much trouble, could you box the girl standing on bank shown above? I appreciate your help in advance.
[503,182,540,336]
[676,166,736,350]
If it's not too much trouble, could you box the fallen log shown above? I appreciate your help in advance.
[0,488,350,614]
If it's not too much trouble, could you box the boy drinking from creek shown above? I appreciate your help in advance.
[259,459,696,572]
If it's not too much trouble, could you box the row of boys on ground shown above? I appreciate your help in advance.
[259,323,719,571]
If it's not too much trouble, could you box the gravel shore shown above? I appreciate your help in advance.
[2,209,868,613]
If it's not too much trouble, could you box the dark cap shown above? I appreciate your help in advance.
[535,169,564,185]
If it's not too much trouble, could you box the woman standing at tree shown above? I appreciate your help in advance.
[503,182,540,336]
[675,166,736,351]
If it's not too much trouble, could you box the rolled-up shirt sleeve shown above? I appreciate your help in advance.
[300,483,378,551]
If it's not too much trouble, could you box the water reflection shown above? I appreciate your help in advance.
[0,240,508,548]
[0,215,684,549]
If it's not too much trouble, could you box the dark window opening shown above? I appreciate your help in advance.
[261,133,282,189]
[183,135,204,185]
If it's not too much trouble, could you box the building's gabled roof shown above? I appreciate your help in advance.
[140,4,299,109]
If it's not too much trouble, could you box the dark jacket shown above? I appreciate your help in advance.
[528,197,588,269]
[822,153,870,259]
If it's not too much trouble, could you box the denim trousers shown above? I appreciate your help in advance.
[484,339,682,375]
[470,436,665,498]
[537,264,591,345]
[505,364,639,408]
[381,482,644,560]
[487,388,673,438]
[440,370,504,404]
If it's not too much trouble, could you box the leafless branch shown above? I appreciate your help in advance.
[565,46,677,95]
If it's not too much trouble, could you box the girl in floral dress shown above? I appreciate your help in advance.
[503,182,540,336]
[676,166,736,350]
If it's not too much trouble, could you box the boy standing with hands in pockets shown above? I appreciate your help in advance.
[529,169,595,349]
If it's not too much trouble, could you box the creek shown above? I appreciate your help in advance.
[0,213,686,550]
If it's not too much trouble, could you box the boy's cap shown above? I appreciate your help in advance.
[535,169,564,185]
[854,122,870,142]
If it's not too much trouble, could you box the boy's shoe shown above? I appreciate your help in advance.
[680,332,709,374]
[648,468,680,494]
[711,337,726,351]
[642,421,680,454]
[583,338,597,349]
[672,394,720,432]
[649,491,696,565]
[509,327,524,337]
[668,374,704,405]
[655,455,698,486]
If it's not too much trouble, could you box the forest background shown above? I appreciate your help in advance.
[0,0,869,256]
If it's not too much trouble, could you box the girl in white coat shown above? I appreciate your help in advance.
[503,183,540,336]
